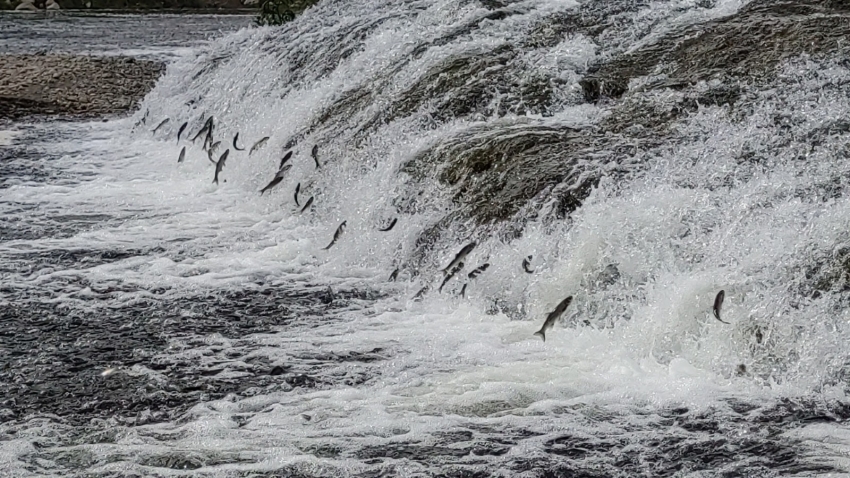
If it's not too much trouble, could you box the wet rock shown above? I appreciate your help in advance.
[581,0,850,102]
[45,0,59,8]
[14,0,37,9]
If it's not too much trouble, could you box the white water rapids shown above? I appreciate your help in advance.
[3,1,850,476]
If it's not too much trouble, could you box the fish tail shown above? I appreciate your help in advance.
[533,330,546,342]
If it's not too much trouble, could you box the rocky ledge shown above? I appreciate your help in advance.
[0,54,164,121]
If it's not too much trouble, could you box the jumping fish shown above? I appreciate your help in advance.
[441,242,476,273]
[213,149,229,185]
[152,118,170,133]
[294,182,301,206]
[378,218,397,232]
[467,263,490,279]
[279,150,293,170]
[233,132,245,151]
[300,196,314,213]
[534,295,573,342]
[412,286,428,301]
[177,146,186,163]
[177,121,188,143]
[522,255,534,274]
[388,268,399,281]
[207,141,221,161]
[133,109,148,128]
[323,221,347,250]
[259,164,292,195]
[713,290,728,324]
[311,144,320,168]
[192,116,213,142]
[249,137,270,156]
[438,262,464,293]
[203,128,214,152]
[260,177,282,195]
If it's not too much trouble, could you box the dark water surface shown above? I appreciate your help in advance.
[0,11,253,60]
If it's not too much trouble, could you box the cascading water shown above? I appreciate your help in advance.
[4,0,850,476]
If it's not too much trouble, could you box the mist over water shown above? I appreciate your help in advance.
[5,1,850,476]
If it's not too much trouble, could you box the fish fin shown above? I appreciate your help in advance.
[533,330,546,342]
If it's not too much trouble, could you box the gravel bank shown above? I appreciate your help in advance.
[0,54,164,121]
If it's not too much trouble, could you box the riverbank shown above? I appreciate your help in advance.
[0,54,164,121]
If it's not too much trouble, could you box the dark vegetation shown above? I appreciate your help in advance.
[256,0,316,26]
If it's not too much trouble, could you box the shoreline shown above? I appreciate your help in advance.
[0,54,165,122]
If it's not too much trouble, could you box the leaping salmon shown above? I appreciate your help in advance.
[438,262,464,293]
[152,118,169,133]
[522,255,534,274]
[378,218,397,232]
[467,263,489,279]
[534,296,573,342]
[233,132,245,151]
[177,121,188,143]
[323,221,347,250]
[259,164,292,195]
[311,144,320,169]
[279,150,293,170]
[713,290,728,324]
[249,137,269,156]
[441,242,475,273]
[300,196,314,213]
[213,149,229,185]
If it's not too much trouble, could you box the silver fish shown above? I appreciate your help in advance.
[177,121,188,143]
[213,149,229,184]
[133,109,148,128]
[279,150,293,170]
[522,255,534,274]
[249,137,270,156]
[203,128,214,152]
[177,146,186,163]
[441,242,476,272]
[438,262,464,293]
[713,290,728,324]
[458,283,467,298]
[294,182,301,206]
[191,116,213,142]
[388,268,399,282]
[534,295,573,342]
[323,221,347,250]
[311,144,320,168]
[259,164,292,195]
[378,218,397,232]
[412,285,428,301]
[300,196,314,213]
[233,132,245,151]
[152,118,170,133]
[467,263,489,279]
[207,141,221,161]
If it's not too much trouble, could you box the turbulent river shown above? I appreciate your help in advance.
[4,1,850,476]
